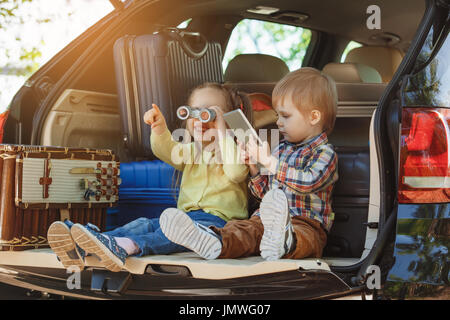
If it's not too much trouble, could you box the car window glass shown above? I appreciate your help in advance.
[177,18,192,29]
[412,10,448,73]
[403,28,450,107]
[223,19,312,71]
[340,41,363,62]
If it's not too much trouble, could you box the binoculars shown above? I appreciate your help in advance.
[176,106,216,123]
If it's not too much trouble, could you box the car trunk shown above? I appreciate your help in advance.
[0,26,379,299]
[0,85,380,284]
[0,83,379,297]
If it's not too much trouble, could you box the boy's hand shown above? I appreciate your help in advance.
[237,140,251,164]
[247,135,277,174]
[144,104,167,135]
[237,140,259,176]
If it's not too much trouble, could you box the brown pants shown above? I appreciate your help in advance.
[211,215,327,259]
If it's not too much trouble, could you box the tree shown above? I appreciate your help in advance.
[0,0,112,80]
[0,0,32,29]
[0,0,42,77]
[223,19,312,71]
[0,0,47,117]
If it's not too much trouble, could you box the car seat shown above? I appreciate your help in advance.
[320,62,382,257]
[224,53,290,83]
[322,62,382,83]
[343,46,404,83]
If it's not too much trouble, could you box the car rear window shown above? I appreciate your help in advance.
[340,40,363,62]
[223,19,312,71]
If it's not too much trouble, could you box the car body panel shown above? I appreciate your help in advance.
[386,204,449,286]
[382,8,449,297]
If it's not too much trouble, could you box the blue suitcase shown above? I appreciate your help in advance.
[106,160,178,231]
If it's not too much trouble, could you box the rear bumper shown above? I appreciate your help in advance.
[0,263,355,300]
[0,266,105,300]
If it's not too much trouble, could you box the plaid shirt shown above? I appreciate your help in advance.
[249,132,338,232]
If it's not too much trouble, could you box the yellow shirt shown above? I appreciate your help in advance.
[150,128,249,222]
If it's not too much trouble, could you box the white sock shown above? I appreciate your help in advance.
[115,237,140,255]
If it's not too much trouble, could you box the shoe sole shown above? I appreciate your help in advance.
[160,209,222,260]
[47,221,84,270]
[259,189,289,261]
[71,224,124,272]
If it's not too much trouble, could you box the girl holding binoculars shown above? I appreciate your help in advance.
[54,83,254,272]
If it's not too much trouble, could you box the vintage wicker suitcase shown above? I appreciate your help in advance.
[0,145,120,251]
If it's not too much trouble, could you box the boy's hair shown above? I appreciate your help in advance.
[272,67,338,135]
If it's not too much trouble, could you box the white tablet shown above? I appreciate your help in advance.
[223,109,263,145]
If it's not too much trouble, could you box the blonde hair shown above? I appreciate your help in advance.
[272,67,338,135]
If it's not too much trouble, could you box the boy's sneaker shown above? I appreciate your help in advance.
[259,188,295,261]
[47,220,86,270]
[160,208,222,260]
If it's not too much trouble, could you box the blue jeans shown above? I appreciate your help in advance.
[103,209,226,256]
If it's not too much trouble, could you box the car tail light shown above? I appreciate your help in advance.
[398,107,450,203]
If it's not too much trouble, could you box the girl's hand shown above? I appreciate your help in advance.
[143,104,167,135]
[208,105,227,138]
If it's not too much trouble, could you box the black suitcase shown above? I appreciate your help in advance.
[113,29,224,158]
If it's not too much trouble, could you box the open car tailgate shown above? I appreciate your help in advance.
[0,249,331,277]
[0,249,353,299]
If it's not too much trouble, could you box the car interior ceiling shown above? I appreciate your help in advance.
[37,0,427,264]
[71,0,426,93]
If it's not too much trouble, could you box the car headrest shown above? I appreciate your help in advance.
[322,62,382,83]
[344,46,403,83]
[248,92,278,129]
[224,54,290,83]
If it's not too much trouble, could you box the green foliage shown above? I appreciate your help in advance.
[0,0,45,77]
[19,46,42,75]
[224,19,312,71]
[0,0,32,29]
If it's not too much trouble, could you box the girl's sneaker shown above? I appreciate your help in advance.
[160,208,223,260]
[47,220,86,270]
[71,223,128,272]
[259,188,295,261]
